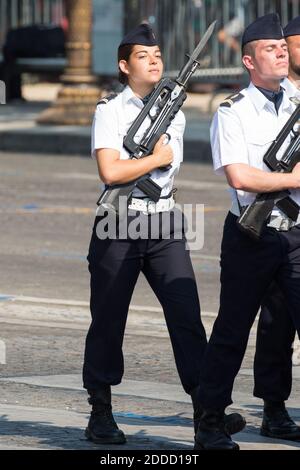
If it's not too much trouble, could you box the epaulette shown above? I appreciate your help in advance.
[220,92,244,108]
[97,93,118,105]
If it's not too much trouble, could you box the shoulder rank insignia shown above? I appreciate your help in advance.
[97,93,118,105]
[220,92,244,108]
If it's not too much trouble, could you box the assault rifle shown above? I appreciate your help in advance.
[97,20,217,218]
[237,100,300,240]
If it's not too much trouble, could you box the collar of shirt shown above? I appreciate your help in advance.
[141,91,154,105]
[122,85,155,109]
[255,85,283,113]
[281,77,300,100]
[122,85,144,109]
[247,81,294,115]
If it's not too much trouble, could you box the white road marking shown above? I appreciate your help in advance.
[0,293,217,317]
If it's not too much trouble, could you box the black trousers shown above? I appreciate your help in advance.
[198,212,300,410]
[254,282,295,402]
[83,210,207,394]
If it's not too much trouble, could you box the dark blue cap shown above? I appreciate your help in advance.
[242,13,284,48]
[284,16,300,38]
[119,23,158,49]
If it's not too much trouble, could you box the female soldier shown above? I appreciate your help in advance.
[83,23,241,445]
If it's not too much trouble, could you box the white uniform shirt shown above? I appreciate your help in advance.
[282,77,300,99]
[210,81,300,216]
[91,85,186,198]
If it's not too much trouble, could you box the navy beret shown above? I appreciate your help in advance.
[242,13,284,47]
[119,23,158,48]
[284,16,300,37]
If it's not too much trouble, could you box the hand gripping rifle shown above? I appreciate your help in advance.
[237,99,300,240]
[97,21,217,218]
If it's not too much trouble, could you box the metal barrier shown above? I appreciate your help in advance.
[1,0,300,84]
[127,0,300,83]
[0,0,65,50]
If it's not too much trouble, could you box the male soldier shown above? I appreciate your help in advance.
[193,13,300,450]
[253,16,300,441]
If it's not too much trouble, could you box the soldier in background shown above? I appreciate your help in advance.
[253,15,300,442]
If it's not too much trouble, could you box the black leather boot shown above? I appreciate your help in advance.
[191,387,246,437]
[194,409,240,450]
[85,387,126,444]
[261,401,300,441]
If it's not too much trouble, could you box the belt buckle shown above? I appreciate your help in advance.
[129,198,144,212]
[279,217,292,231]
[146,200,156,214]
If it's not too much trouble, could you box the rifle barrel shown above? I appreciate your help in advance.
[177,20,217,85]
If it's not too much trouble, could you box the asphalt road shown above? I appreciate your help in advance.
[0,151,300,451]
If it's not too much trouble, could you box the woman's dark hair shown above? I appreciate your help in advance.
[118,44,135,85]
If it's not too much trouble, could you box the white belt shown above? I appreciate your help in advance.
[128,196,175,215]
[267,212,300,231]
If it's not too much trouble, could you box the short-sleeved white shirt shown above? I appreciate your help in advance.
[210,81,300,215]
[282,77,300,99]
[91,85,186,198]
